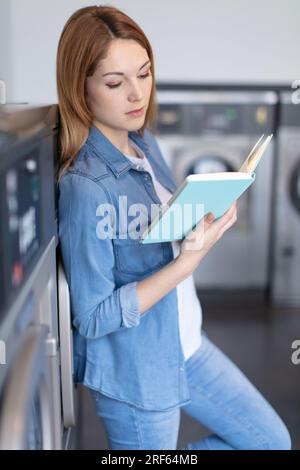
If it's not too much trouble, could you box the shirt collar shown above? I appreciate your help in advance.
[86,124,151,178]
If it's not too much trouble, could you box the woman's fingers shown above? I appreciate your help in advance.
[216,210,237,239]
[185,201,237,246]
[204,201,236,231]
[180,200,238,260]
[201,202,237,242]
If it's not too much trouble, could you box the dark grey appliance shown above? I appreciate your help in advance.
[0,104,78,449]
[270,92,300,308]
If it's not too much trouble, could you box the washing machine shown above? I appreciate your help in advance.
[0,238,59,449]
[155,90,277,289]
[0,104,78,449]
[270,92,300,308]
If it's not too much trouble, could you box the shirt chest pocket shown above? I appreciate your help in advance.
[113,237,168,275]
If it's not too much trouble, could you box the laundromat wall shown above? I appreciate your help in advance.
[0,0,299,104]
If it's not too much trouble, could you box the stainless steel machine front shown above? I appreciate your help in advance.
[0,239,58,449]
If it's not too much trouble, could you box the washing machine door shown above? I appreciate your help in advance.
[290,160,300,215]
[171,143,240,185]
[0,325,54,449]
[185,154,235,176]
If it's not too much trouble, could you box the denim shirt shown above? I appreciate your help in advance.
[58,124,192,411]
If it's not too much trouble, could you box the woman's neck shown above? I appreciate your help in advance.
[93,121,136,156]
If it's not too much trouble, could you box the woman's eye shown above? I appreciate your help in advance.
[106,83,121,88]
[140,71,151,79]
[106,71,151,89]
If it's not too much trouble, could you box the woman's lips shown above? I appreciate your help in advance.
[126,107,145,117]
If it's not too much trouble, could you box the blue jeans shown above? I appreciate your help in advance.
[88,333,291,450]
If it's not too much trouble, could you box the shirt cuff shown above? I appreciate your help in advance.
[120,281,141,328]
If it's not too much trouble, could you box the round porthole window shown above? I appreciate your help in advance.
[185,155,235,177]
[290,160,300,215]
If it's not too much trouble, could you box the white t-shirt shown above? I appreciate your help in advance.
[123,138,202,360]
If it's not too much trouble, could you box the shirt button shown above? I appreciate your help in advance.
[180,367,184,371]
[144,174,149,180]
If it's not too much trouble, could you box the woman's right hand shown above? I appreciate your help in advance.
[176,201,238,276]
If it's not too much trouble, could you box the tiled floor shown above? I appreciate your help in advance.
[78,290,300,450]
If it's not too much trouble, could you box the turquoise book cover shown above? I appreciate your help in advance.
[140,134,272,244]
[140,173,255,244]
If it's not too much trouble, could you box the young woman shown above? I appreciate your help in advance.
[56,5,291,450]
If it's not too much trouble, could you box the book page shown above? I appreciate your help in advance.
[239,134,273,173]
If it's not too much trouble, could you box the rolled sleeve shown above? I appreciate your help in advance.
[119,281,141,328]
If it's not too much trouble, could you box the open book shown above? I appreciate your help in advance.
[140,134,273,244]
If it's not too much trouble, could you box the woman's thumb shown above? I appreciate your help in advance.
[205,212,215,224]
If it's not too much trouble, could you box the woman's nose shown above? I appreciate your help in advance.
[128,80,143,101]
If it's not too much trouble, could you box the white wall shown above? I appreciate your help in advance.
[0,0,13,102]
[0,0,299,104]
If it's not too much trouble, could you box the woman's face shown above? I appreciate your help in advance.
[85,39,153,132]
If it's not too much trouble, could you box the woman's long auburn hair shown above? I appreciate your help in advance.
[56,4,158,180]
